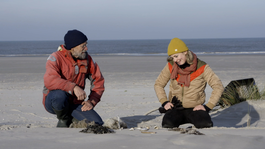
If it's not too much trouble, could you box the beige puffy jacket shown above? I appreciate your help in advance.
[154,59,224,109]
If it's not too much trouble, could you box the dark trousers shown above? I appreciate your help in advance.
[162,108,213,128]
[45,90,103,125]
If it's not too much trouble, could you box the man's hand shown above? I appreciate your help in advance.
[164,102,174,110]
[193,105,206,111]
[73,86,87,100]
[81,101,94,111]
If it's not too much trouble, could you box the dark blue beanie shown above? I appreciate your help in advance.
[64,29,88,50]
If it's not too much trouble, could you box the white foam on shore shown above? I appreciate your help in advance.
[1,51,265,57]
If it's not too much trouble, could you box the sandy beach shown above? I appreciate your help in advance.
[1,54,265,148]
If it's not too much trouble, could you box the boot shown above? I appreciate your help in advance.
[53,108,73,128]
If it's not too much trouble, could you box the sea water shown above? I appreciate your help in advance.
[0,38,264,56]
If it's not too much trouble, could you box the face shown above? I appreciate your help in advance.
[70,42,88,59]
[170,51,187,66]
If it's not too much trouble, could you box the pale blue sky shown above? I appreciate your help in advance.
[0,0,265,41]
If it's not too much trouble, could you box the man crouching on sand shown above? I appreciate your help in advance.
[42,29,104,127]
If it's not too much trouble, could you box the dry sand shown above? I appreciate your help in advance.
[1,54,265,149]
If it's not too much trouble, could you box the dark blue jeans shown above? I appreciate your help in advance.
[45,90,103,125]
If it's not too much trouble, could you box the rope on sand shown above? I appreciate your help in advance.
[144,108,159,115]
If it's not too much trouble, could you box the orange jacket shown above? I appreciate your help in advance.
[42,45,104,108]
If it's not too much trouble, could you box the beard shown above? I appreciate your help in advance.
[72,51,87,60]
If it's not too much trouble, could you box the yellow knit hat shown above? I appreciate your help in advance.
[167,38,189,56]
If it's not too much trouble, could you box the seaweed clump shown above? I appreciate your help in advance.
[80,121,114,134]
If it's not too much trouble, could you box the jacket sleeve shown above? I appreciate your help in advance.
[87,56,105,106]
[203,65,224,109]
[154,63,171,105]
[43,53,76,95]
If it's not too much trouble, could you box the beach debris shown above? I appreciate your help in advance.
[135,127,157,134]
[103,117,127,129]
[136,127,149,131]
[154,125,159,129]
[69,119,89,128]
[80,121,114,134]
[0,125,18,130]
[140,131,156,134]
[26,124,31,128]
[129,126,156,134]
[70,119,114,134]
[168,127,204,135]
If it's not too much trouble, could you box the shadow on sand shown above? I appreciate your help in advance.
[120,114,161,128]
[211,101,260,128]
[120,101,262,128]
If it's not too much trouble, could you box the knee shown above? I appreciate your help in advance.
[189,110,213,128]
[72,108,103,126]
[162,120,178,128]
[194,121,213,129]
[46,90,69,110]
[162,111,180,128]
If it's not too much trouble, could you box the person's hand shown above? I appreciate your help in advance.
[81,101,94,111]
[193,105,206,111]
[164,102,174,110]
[73,86,87,100]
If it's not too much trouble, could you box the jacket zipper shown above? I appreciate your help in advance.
[181,85,184,102]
